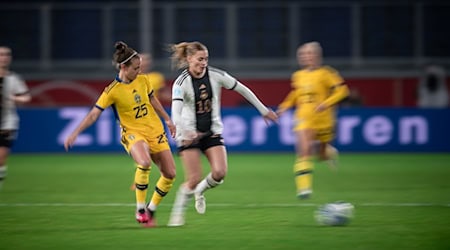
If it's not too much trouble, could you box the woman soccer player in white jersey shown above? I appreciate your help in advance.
[167,41,278,226]
[0,46,31,190]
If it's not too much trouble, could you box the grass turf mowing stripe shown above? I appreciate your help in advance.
[1,202,449,207]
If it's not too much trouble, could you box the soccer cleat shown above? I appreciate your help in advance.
[297,189,312,199]
[167,186,193,227]
[136,209,148,223]
[194,193,206,214]
[136,208,149,224]
[143,210,157,228]
[167,213,185,227]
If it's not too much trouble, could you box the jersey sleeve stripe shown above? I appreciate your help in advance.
[172,98,183,102]
[174,70,189,86]
[95,104,105,111]
[104,80,119,94]
[229,81,238,90]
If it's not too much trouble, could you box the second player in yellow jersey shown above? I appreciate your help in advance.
[281,65,347,140]
[277,42,349,199]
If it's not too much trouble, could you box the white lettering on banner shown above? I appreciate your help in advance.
[58,107,120,147]
[278,111,295,145]
[251,116,272,145]
[338,115,429,146]
[58,107,92,146]
[399,116,428,144]
[338,116,361,145]
[222,115,246,146]
[57,107,430,148]
[364,116,393,145]
[97,110,113,145]
[223,113,291,146]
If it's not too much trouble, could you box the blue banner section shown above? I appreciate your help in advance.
[13,107,450,153]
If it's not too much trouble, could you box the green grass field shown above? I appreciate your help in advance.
[1,153,449,250]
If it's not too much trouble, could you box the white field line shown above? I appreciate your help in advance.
[0,202,448,207]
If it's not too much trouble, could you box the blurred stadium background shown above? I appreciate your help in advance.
[1,0,449,152]
[1,1,449,249]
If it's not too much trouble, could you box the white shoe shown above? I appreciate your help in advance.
[167,213,185,227]
[167,186,192,227]
[194,193,206,214]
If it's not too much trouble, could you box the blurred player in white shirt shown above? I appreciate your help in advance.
[0,46,31,190]
[167,41,278,226]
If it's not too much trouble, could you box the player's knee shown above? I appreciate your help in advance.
[212,170,226,182]
[162,169,176,179]
[136,159,151,168]
[168,171,176,180]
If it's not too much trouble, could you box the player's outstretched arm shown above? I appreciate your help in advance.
[232,81,278,124]
[64,107,102,151]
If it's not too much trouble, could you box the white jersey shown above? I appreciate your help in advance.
[171,67,269,145]
[1,72,29,130]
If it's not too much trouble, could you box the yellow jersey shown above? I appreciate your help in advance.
[279,66,349,129]
[96,74,164,136]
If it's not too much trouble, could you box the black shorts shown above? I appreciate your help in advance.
[178,134,224,153]
[0,130,17,148]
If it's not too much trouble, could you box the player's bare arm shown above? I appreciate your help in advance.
[150,95,176,138]
[64,107,102,151]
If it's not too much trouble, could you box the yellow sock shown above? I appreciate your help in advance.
[293,158,313,194]
[149,176,174,208]
[134,165,151,207]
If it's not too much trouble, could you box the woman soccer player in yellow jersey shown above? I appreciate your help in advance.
[64,41,176,227]
[277,42,349,199]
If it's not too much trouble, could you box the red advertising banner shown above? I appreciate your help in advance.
[24,77,441,108]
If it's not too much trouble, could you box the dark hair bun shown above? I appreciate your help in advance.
[115,41,128,52]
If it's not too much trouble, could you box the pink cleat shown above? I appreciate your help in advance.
[136,209,149,224]
[143,210,157,228]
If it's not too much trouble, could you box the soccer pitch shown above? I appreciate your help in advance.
[1,153,449,250]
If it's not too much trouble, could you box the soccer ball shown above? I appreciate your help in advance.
[315,201,354,226]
